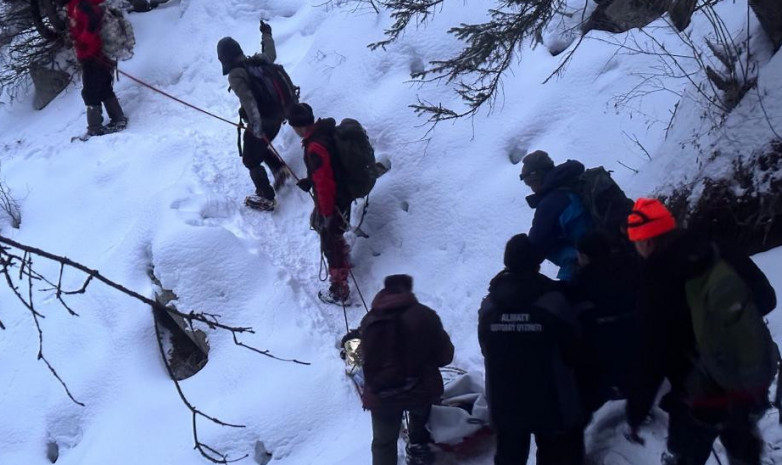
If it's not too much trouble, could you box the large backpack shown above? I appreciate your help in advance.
[361,311,412,395]
[576,167,634,238]
[685,256,779,394]
[99,5,135,61]
[243,57,300,120]
[332,118,379,202]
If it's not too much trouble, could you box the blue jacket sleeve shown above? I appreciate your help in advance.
[528,191,570,254]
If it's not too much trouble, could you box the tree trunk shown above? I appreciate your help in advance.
[40,0,66,34]
[749,0,782,52]
[29,0,60,42]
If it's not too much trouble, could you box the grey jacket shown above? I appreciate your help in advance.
[227,32,277,138]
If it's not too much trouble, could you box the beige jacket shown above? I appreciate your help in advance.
[227,32,277,137]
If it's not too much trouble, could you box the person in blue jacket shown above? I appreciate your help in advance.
[520,150,592,281]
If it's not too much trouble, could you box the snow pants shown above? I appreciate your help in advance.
[317,204,351,298]
[494,426,584,465]
[242,119,283,200]
[370,404,432,465]
[665,408,763,465]
[80,59,116,106]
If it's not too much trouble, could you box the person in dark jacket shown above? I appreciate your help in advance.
[289,103,352,304]
[479,234,586,465]
[520,150,592,281]
[217,21,288,211]
[569,230,640,413]
[66,0,127,136]
[625,198,775,465]
[360,274,454,465]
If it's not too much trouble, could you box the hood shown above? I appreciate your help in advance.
[488,270,558,310]
[370,289,418,312]
[644,230,716,280]
[526,160,585,208]
[303,117,336,143]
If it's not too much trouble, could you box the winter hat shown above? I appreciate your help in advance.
[520,150,554,181]
[627,198,677,242]
[384,274,414,293]
[288,103,315,127]
[217,37,244,75]
[504,234,544,272]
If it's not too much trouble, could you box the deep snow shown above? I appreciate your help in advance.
[0,0,780,464]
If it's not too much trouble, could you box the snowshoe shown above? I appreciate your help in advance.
[244,195,276,211]
[71,122,126,142]
[106,116,128,133]
[318,288,352,306]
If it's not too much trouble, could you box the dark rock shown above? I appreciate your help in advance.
[583,0,671,34]
[662,140,782,255]
[30,63,70,110]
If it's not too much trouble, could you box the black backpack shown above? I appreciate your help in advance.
[332,119,380,202]
[243,56,300,120]
[577,167,634,238]
[361,311,411,394]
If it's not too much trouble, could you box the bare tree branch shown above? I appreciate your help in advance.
[153,313,247,464]
[0,234,311,462]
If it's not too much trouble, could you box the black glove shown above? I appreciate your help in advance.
[260,21,272,35]
[296,178,313,192]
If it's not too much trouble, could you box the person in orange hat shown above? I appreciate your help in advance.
[624,198,776,465]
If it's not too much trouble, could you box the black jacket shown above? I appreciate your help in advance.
[625,231,775,426]
[569,251,640,411]
[359,290,454,410]
[478,270,585,433]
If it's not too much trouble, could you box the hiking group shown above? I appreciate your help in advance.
[355,152,779,465]
[58,7,780,465]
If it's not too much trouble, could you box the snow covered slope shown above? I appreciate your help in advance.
[0,0,780,464]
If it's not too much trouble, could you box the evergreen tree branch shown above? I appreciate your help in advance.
[368,0,446,50]
[371,0,564,123]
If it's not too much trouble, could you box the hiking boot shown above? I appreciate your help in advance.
[245,195,276,212]
[104,96,127,132]
[318,288,351,306]
[405,443,434,465]
[86,105,105,136]
[272,170,290,191]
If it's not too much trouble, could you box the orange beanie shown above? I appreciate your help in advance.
[627,198,676,242]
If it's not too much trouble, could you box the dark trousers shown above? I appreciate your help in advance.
[494,427,584,465]
[371,405,432,465]
[319,204,351,269]
[666,408,763,465]
[80,59,116,106]
[242,120,282,199]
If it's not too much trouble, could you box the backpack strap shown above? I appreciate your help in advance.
[774,344,782,424]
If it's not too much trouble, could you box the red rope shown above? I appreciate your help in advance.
[113,65,310,190]
[115,67,241,128]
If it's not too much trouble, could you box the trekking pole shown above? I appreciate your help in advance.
[711,447,724,465]
[349,269,369,313]
[340,301,350,334]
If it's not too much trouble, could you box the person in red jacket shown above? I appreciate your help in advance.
[289,103,352,304]
[66,0,127,136]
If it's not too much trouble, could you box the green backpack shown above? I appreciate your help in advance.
[332,119,379,202]
[577,167,634,238]
[685,258,779,394]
